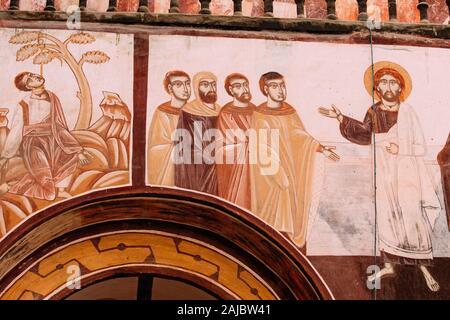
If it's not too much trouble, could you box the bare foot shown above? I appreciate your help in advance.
[367,263,395,283]
[420,266,440,292]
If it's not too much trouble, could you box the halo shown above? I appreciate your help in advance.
[363,61,412,101]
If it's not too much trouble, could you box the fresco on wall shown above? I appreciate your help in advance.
[146,35,450,294]
[0,29,133,237]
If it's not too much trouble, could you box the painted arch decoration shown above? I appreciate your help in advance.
[0,189,333,300]
[1,231,278,300]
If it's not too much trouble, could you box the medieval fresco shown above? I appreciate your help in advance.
[0,29,133,237]
[146,35,450,295]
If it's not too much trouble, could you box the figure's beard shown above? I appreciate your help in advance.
[236,92,252,103]
[200,91,217,104]
[380,90,401,103]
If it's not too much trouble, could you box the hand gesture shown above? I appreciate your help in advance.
[322,146,340,162]
[78,149,91,166]
[386,143,399,155]
[318,104,344,122]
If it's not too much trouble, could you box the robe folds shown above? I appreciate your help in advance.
[437,132,450,230]
[147,102,181,186]
[4,91,82,201]
[341,102,441,265]
[216,102,255,210]
[250,102,320,248]
[173,100,221,196]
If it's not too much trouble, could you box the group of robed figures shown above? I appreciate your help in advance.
[148,62,450,292]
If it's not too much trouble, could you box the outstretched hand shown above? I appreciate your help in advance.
[318,104,343,122]
[322,146,340,162]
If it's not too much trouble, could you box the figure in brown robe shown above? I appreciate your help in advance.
[147,71,191,186]
[174,71,221,195]
[437,132,450,230]
[216,73,255,210]
[0,72,89,201]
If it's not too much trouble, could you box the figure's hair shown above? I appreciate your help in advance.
[374,68,406,101]
[163,70,190,94]
[259,72,283,96]
[224,73,248,96]
[14,72,32,92]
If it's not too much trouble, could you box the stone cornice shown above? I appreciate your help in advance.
[0,11,450,39]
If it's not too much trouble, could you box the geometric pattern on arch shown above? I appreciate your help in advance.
[0,231,277,300]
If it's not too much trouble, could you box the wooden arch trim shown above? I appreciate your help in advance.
[0,186,334,300]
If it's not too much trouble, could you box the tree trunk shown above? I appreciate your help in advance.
[60,50,93,130]
[42,33,93,130]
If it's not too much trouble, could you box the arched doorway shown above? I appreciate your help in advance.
[65,275,219,300]
[0,187,333,300]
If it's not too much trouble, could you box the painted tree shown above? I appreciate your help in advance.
[9,31,110,130]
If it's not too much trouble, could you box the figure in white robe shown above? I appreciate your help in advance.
[319,61,441,292]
